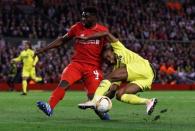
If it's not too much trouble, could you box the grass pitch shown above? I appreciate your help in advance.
[0,91,195,131]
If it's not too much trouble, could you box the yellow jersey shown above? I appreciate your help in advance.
[13,49,38,69]
[111,41,154,90]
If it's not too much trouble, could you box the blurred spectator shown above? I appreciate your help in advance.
[159,60,177,84]
[6,63,17,91]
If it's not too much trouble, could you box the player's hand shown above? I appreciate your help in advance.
[11,59,15,64]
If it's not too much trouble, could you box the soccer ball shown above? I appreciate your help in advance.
[96,96,112,113]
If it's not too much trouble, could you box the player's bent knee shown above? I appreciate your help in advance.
[58,80,70,89]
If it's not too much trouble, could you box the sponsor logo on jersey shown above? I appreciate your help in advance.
[79,40,100,45]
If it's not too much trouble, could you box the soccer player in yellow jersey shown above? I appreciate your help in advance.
[11,41,42,95]
[78,32,157,115]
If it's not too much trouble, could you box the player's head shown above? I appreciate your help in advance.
[101,44,117,65]
[23,40,32,50]
[81,7,97,28]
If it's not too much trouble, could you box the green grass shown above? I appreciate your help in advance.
[0,91,195,131]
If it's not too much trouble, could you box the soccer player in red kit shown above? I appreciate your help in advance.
[36,7,110,120]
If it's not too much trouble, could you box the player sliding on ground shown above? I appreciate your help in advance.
[78,32,157,115]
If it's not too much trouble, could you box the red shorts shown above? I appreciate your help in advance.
[61,62,103,95]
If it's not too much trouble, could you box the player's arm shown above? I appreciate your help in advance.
[33,55,39,66]
[36,23,78,54]
[36,34,71,54]
[11,53,22,63]
[76,32,118,43]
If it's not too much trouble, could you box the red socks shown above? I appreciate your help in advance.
[48,87,65,109]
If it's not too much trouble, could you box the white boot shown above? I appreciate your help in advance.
[146,98,158,115]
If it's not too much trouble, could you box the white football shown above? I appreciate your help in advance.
[96,96,112,113]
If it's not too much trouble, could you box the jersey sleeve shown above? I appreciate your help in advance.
[13,52,22,62]
[66,24,78,38]
[111,40,125,50]
[31,50,38,66]
[33,56,39,66]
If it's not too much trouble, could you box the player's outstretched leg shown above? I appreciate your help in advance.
[146,98,158,115]
[78,101,96,109]
[78,101,110,120]
[94,109,110,120]
[37,101,53,116]
[21,78,28,95]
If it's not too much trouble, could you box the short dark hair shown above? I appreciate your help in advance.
[101,44,113,57]
[83,6,97,16]
[102,44,113,51]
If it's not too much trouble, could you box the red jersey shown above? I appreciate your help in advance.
[67,22,108,68]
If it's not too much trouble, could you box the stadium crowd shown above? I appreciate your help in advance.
[0,0,194,40]
[1,38,194,84]
[0,0,194,84]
